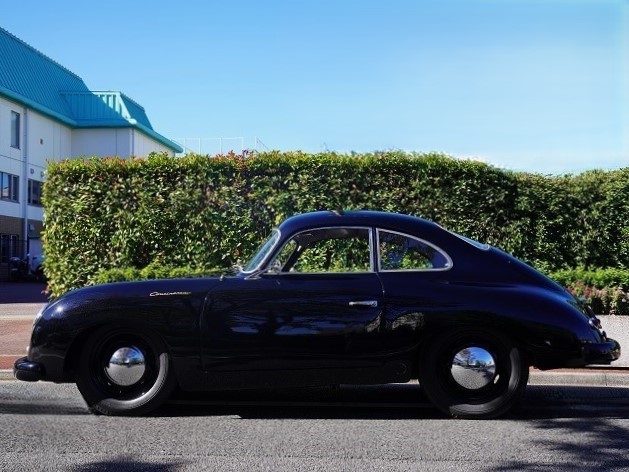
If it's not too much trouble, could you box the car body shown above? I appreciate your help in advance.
[14,211,620,418]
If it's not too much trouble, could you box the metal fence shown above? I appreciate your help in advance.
[173,137,270,157]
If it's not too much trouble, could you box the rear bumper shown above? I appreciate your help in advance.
[534,337,622,370]
[13,357,44,382]
[583,338,621,365]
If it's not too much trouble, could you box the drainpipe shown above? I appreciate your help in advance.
[130,128,135,158]
[22,107,29,258]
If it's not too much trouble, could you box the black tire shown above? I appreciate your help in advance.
[76,326,176,416]
[418,329,528,419]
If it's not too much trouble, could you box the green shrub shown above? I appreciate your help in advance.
[94,265,224,285]
[41,151,629,298]
[548,268,629,315]
[565,283,629,316]
[94,267,142,284]
[549,268,629,288]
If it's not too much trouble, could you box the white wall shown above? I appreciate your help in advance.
[1,98,74,230]
[1,97,28,223]
[0,96,24,168]
[26,205,44,222]
[1,97,73,171]
[131,130,175,157]
[27,109,72,168]
[71,128,132,158]
[0,200,21,219]
[72,128,174,158]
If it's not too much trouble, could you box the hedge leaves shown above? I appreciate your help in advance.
[42,151,628,297]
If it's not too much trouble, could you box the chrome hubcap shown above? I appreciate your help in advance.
[105,346,146,386]
[450,346,497,390]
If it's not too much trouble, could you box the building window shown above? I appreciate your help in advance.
[0,172,19,202]
[28,179,43,206]
[0,234,19,263]
[11,111,20,149]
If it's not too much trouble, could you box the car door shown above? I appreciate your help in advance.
[375,228,454,351]
[201,227,385,373]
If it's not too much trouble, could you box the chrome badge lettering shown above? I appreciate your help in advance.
[149,291,192,297]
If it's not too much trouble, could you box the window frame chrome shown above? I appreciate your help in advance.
[242,228,282,275]
[266,226,375,275]
[451,231,490,251]
[376,228,453,272]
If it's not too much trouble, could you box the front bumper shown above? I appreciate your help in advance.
[13,357,44,382]
[583,338,621,365]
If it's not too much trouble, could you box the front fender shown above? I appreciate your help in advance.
[26,278,218,382]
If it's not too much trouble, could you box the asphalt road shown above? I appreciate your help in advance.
[2,381,629,471]
[0,282,47,304]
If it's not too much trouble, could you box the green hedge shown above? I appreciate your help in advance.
[93,264,225,285]
[548,268,629,315]
[42,151,629,298]
[549,268,629,288]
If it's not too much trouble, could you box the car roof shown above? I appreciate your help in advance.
[278,210,445,237]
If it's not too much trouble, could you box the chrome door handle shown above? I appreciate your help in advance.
[349,300,378,308]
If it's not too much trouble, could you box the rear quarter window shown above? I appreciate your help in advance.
[377,230,452,271]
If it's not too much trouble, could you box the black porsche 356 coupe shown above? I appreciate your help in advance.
[14,211,620,418]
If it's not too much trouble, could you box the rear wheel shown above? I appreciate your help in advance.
[76,327,176,416]
[419,329,528,419]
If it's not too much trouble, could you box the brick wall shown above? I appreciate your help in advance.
[0,215,24,238]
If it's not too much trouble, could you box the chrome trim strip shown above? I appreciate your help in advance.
[241,228,282,275]
[349,300,378,307]
[376,228,453,272]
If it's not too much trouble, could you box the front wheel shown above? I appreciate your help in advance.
[76,327,176,416]
[419,329,528,419]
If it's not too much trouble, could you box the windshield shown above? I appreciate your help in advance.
[243,229,280,272]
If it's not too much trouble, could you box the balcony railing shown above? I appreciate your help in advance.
[172,137,270,157]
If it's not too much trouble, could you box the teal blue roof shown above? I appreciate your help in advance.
[0,27,182,153]
[62,92,153,128]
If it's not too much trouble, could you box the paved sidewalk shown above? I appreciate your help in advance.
[0,282,47,376]
[0,317,33,370]
[0,300,43,373]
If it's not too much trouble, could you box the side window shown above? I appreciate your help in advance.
[271,228,372,273]
[28,179,43,206]
[378,230,451,271]
[0,172,19,202]
[11,111,20,149]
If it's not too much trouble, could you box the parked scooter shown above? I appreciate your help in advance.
[8,254,45,282]
[8,256,30,281]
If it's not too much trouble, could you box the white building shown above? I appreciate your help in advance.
[0,27,181,278]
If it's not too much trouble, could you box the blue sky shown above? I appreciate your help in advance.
[3,0,627,174]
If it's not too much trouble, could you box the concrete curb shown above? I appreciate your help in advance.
[0,303,44,318]
[529,370,629,388]
[0,370,14,381]
[3,369,628,386]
